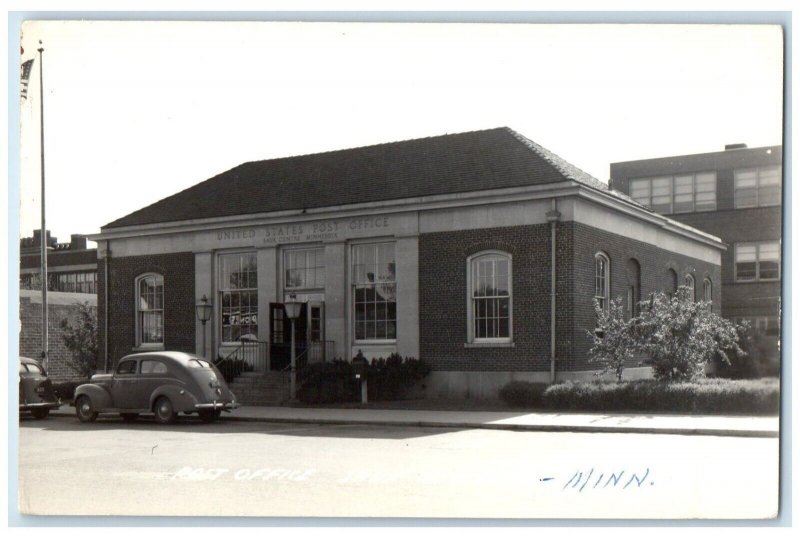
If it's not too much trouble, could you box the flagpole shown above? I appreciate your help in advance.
[38,41,48,369]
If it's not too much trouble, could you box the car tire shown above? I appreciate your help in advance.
[31,408,49,420]
[76,396,98,423]
[121,413,139,422]
[153,397,177,425]
[198,409,222,422]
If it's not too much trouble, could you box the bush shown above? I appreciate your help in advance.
[297,359,359,404]
[51,381,83,402]
[297,354,431,404]
[540,378,779,415]
[214,358,253,383]
[714,325,780,379]
[498,381,549,407]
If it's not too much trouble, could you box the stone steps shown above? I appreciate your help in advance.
[228,371,292,405]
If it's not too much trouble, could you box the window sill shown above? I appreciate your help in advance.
[464,341,515,348]
[132,345,165,352]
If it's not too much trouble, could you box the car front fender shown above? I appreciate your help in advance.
[149,385,199,413]
[74,383,113,410]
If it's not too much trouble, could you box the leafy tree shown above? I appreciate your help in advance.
[588,297,637,381]
[634,286,744,382]
[588,286,746,382]
[59,302,98,379]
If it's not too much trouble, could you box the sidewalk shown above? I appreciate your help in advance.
[51,404,779,438]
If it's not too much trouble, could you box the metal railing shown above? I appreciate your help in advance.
[278,340,335,374]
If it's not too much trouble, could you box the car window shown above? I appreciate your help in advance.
[188,359,211,368]
[140,360,168,374]
[26,363,43,375]
[116,360,137,375]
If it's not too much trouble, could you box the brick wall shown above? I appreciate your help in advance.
[419,223,558,372]
[98,252,195,369]
[19,295,97,381]
[419,222,721,373]
[564,221,722,370]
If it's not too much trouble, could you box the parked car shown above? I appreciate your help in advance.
[73,351,239,424]
[19,356,61,419]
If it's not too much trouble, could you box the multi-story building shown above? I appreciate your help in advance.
[20,230,98,293]
[610,144,782,369]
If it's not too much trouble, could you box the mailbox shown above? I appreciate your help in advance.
[351,354,369,380]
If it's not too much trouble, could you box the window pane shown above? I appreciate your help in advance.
[736,262,757,281]
[219,253,258,342]
[759,242,780,261]
[736,245,757,262]
[759,261,780,280]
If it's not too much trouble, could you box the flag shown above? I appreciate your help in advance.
[21,59,34,100]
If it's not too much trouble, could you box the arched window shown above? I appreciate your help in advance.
[135,273,164,347]
[703,278,713,303]
[684,273,696,301]
[468,251,512,342]
[595,252,611,313]
[667,268,678,297]
[626,258,641,318]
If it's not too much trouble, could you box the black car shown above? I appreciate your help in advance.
[19,356,61,419]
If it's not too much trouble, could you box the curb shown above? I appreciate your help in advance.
[48,409,778,438]
[223,415,779,438]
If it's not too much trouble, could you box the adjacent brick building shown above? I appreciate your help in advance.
[19,231,99,380]
[89,127,725,398]
[610,145,782,370]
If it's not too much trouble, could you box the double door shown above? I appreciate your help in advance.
[269,301,324,370]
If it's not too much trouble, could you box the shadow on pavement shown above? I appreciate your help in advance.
[19,414,461,440]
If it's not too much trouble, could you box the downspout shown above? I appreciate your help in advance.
[546,199,561,384]
[103,240,110,372]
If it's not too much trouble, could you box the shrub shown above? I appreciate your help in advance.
[714,323,780,379]
[297,354,431,404]
[498,381,549,408]
[213,358,253,383]
[59,302,98,380]
[539,378,779,415]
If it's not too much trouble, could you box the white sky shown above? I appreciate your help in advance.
[18,21,784,245]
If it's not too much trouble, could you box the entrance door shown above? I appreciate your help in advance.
[307,302,325,363]
[269,302,308,371]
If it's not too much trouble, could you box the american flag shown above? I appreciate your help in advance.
[20,59,34,100]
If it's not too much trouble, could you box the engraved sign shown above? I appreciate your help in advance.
[215,216,391,245]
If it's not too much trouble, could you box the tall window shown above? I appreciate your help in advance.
[468,251,512,342]
[703,278,713,303]
[136,273,163,346]
[284,248,325,290]
[684,274,696,301]
[629,172,717,214]
[626,258,641,319]
[735,241,781,281]
[219,252,258,343]
[734,166,782,208]
[595,252,610,313]
[352,243,396,341]
[667,268,679,298]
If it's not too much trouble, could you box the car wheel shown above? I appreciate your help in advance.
[121,413,139,422]
[198,409,222,422]
[76,396,98,423]
[31,408,49,420]
[153,397,177,425]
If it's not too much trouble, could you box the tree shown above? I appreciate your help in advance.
[588,286,746,383]
[634,286,744,382]
[59,302,98,379]
[588,297,637,381]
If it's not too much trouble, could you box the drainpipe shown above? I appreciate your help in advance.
[546,200,561,384]
[103,241,110,372]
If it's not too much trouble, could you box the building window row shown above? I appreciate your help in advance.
[734,166,782,208]
[629,172,717,214]
[735,241,780,282]
[20,271,97,294]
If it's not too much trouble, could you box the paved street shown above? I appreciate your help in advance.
[18,415,779,519]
